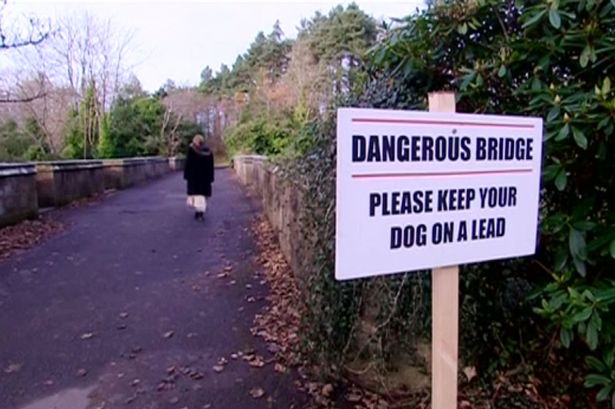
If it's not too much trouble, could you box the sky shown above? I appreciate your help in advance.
[7,0,423,91]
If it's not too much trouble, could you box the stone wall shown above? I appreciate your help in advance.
[169,157,185,171]
[36,161,105,208]
[102,157,172,190]
[0,156,182,228]
[234,155,308,279]
[0,164,38,228]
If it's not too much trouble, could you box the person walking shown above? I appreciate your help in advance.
[184,134,214,220]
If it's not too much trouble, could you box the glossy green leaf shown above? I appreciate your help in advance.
[572,127,588,149]
[573,307,593,323]
[556,123,570,140]
[586,355,607,372]
[584,374,611,387]
[560,327,572,348]
[544,213,567,234]
[555,170,567,190]
[596,385,612,402]
[498,65,507,77]
[543,164,561,181]
[569,228,587,260]
[523,9,547,28]
[605,349,614,368]
[547,106,560,122]
[573,258,587,276]
[572,221,596,231]
[586,320,599,350]
[549,9,562,28]
[603,77,611,94]
[580,45,591,67]
[554,247,568,271]
[610,239,615,258]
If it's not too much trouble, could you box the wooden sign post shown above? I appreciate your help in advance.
[429,92,459,409]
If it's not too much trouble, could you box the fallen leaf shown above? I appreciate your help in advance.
[345,393,362,402]
[274,363,287,373]
[169,396,179,404]
[131,378,140,387]
[250,387,265,399]
[463,366,477,382]
[77,368,88,377]
[190,371,204,380]
[321,384,334,397]
[163,331,175,339]
[247,355,265,367]
[246,296,256,303]
[212,365,225,373]
[80,332,94,340]
[119,312,129,319]
[217,272,228,279]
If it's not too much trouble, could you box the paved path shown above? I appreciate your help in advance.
[0,170,303,409]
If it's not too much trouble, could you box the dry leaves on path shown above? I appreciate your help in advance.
[243,354,265,368]
[251,217,392,409]
[250,218,301,366]
[0,217,63,261]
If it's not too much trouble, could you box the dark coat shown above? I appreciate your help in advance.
[184,145,214,197]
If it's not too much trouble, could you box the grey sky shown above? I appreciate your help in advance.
[10,0,423,91]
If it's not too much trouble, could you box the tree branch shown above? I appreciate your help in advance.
[0,90,47,103]
[0,30,49,50]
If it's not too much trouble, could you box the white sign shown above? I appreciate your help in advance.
[335,108,543,281]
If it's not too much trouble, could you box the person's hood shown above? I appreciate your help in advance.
[190,144,212,156]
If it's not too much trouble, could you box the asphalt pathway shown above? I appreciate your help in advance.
[0,169,303,409]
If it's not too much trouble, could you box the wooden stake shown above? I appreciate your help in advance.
[428,91,459,409]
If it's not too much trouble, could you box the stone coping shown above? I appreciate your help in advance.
[36,160,104,172]
[0,163,37,177]
[103,157,168,167]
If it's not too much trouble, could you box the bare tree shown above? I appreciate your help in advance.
[160,104,182,157]
[162,89,229,157]
[0,0,51,103]
[40,12,135,108]
[4,12,137,157]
